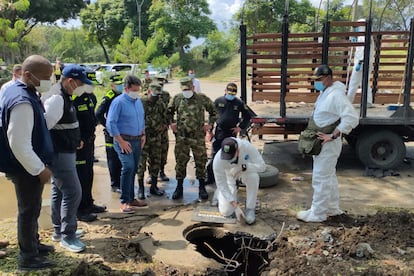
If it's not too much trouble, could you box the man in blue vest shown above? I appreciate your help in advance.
[0,55,55,270]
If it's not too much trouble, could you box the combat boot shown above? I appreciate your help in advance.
[150,176,165,196]
[198,179,208,200]
[205,161,215,184]
[159,167,170,182]
[138,179,145,200]
[172,179,183,199]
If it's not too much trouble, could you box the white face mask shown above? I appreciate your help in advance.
[83,84,94,94]
[73,85,86,96]
[182,90,193,99]
[128,91,140,99]
[35,80,52,93]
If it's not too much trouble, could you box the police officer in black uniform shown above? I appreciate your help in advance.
[73,82,106,222]
[95,75,123,193]
[206,83,252,184]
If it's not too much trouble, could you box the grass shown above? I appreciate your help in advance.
[193,55,241,82]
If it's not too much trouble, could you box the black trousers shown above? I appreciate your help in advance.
[104,134,122,189]
[76,138,95,212]
[7,171,44,260]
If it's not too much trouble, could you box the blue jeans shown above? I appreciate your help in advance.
[50,152,82,240]
[114,139,142,204]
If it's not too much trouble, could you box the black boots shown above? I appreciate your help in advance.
[138,179,145,200]
[172,179,183,199]
[199,179,208,200]
[150,176,165,196]
[159,168,169,181]
[205,161,215,184]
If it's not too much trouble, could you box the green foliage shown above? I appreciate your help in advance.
[149,0,216,61]
[236,0,316,35]
[203,30,237,65]
[80,0,128,62]
[114,26,146,63]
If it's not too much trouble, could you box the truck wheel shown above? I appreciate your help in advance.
[238,164,279,188]
[356,130,406,169]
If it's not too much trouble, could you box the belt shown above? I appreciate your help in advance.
[120,134,142,140]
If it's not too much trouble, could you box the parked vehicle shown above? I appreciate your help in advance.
[241,18,414,170]
[95,63,140,84]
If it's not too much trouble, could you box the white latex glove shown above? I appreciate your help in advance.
[234,206,246,222]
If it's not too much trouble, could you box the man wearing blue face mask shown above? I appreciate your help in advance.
[73,75,106,223]
[95,75,124,194]
[297,65,358,223]
[206,83,252,184]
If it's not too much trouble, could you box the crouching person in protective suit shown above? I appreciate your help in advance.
[213,137,266,225]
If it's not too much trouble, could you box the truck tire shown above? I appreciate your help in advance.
[238,164,279,188]
[356,130,406,169]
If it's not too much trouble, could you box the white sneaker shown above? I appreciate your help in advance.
[296,209,326,222]
[245,209,256,225]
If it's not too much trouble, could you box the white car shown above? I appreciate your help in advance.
[95,63,139,84]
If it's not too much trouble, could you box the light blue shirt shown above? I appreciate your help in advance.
[106,93,145,137]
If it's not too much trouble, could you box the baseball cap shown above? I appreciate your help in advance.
[311,64,332,79]
[221,137,238,160]
[110,74,123,85]
[62,64,93,85]
[226,83,237,93]
[180,76,193,90]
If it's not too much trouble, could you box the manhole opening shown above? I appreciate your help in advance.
[184,225,275,275]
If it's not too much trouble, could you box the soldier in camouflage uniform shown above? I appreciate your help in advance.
[137,83,168,199]
[141,70,152,92]
[168,77,217,200]
[154,75,171,182]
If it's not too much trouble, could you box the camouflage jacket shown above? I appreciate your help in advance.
[141,94,168,137]
[168,92,217,137]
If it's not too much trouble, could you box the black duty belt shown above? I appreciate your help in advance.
[121,134,142,140]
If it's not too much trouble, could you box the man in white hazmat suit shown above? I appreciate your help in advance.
[347,19,375,106]
[213,137,266,225]
[297,65,359,223]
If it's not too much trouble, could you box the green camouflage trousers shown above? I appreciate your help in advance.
[160,128,169,167]
[137,134,162,179]
[174,135,207,180]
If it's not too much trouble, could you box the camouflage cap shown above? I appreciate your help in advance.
[180,76,193,90]
[150,83,162,93]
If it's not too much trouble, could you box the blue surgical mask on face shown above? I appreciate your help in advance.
[116,84,124,92]
[188,73,195,79]
[314,81,325,91]
[225,94,235,101]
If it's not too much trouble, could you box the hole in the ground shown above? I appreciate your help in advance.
[184,224,275,275]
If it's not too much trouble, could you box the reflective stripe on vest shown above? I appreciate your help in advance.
[53,121,79,130]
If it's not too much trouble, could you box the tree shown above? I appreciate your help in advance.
[81,0,128,63]
[0,0,29,63]
[149,0,216,62]
[123,0,152,42]
[113,26,147,63]
[203,30,237,65]
[235,0,316,35]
